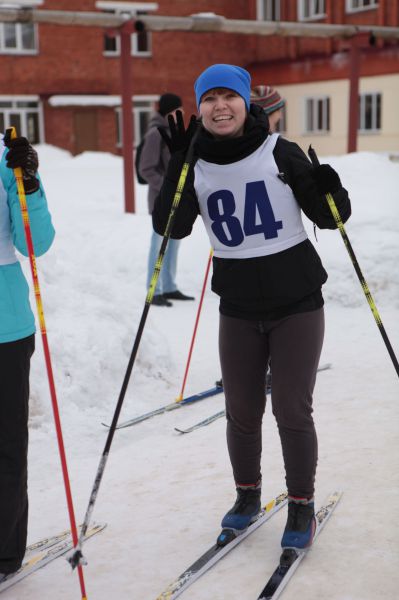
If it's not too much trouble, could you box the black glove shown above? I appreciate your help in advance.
[158,110,198,155]
[311,164,341,195]
[3,130,40,194]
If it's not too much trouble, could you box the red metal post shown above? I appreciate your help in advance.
[347,33,370,154]
[120,22,135,213]
[347,35,361,154]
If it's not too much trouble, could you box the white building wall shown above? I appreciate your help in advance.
[358,74,399,152]
[276,74,399,155]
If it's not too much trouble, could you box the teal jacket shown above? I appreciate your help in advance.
[0,139,55,343]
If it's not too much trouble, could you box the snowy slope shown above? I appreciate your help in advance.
[2,146,398,600]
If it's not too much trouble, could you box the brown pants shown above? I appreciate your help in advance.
[219,308,324,498]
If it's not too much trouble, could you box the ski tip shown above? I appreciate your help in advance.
[174,428,186,434]
[67,548,87,570]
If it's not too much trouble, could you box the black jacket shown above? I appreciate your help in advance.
[153,106,351,320]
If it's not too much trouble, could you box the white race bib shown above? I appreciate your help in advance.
[194,134,307,258]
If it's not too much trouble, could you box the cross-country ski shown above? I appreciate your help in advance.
[156,493,287,600]
[101,382,223,429]
[0,523,106,594]
[256,491,341,600]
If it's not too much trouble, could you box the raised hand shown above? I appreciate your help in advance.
[158,110,199,155]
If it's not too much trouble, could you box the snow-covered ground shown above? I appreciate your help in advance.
[4,146,399,600]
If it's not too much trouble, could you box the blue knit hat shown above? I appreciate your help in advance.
[194,64,251,110]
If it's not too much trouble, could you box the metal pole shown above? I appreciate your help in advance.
[347,32,370,153]
[347,35,361,153]
[120,22,135,213]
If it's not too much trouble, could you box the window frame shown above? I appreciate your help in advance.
[297,0,327,22]
[0,96,44,143]
[358,92,381,133]
[131,23,152,57]
[274,103,287,133]
[256,0,281,21]
[96,1,157,57]
[345,0,379,13]
[115,95,159,148]
[0,22,39,55]
[303,96,330,134]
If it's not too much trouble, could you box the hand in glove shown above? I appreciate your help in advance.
[312,164,341,195]
[158,110,199,155]
[3,130,40,194]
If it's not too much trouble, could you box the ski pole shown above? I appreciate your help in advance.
[176,248,213,402]
[68,124,201,569]
[308,145,399,378]
[7,127,88,599]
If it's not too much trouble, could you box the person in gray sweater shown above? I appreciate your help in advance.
[140,93,194,306]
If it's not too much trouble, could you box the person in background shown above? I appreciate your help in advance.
[0,132,55,581]
[251,85,285,133]
[153,64,351,551]
[140,93,194,307]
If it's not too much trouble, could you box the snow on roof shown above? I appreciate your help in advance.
[48,95,122,107]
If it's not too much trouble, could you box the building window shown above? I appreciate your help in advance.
[115,97,158,147]
[97,2,157,57]
[346,0,378,12]
[102,18,152,57]
[104,31,119,55]
[257,0,281,21]
[274,104,287,133]
[305,97,330,133]
[132,10,152,56]
[0,98,42,143]
[358,93,381,132]
[298,0,326,21]
[0,22,38,54]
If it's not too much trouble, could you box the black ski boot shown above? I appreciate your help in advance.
[217,483,261,546]
[281,498,316,549]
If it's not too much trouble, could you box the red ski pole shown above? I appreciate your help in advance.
[8,127,88,599]
[176,248,213,402]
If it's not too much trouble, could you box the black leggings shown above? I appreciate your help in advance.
[0,334,34,574]
[219,309,324,498]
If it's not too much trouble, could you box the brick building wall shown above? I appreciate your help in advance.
[0,0,398,154]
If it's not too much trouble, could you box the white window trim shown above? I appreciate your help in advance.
[0,95,44,142]
[303,96,330,135]
[103,33,120,56]
[256,0,281,21]
[358,91,381,134]
[0,21,39,55]
[297,0,327,22]
[345,0,379,13]
[275,103,287,133]
[103,29,153,57]
[115,94,159,147]
[131,29,152,57]
[98,2,156,57]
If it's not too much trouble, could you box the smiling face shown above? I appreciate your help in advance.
[199,88,247,139]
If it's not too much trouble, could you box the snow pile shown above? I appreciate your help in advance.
[4,146,398,600]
